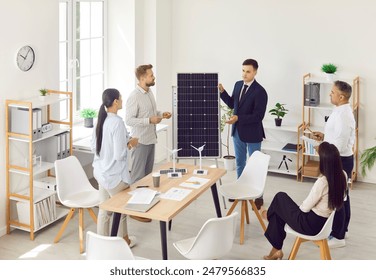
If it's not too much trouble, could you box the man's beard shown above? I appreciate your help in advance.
[146,81,155,87]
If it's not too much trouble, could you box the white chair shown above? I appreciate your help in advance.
[218,151,270,244]
[284,210,336,260]
[173,212,238,260]
[54,156,100,253]
[86,231,136,260]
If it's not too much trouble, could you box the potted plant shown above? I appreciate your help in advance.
[360,146,376,177]
[269,103,288,126]
[220,104,236,171]
[80,108,97,128]
[39,88,48,100]
[321,63,337,81]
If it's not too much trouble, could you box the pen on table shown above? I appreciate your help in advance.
[136,185,149,188]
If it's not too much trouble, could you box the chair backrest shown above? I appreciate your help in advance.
[54,155,95,202]
[237,151,271,195]
[312,210,336,240]
[86,231,136,260]
[183,212,238,260]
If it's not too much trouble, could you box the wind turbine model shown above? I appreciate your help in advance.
[191,144,208,175]
[166,147,182,178]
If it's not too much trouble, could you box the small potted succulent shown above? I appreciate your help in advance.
[39,88,48,100]
[269,103,288,126]
[321,63,337,81]
[220,104,235,171]
[80,108,97,128]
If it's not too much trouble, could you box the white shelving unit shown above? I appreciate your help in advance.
[5,90,73,240]
[300,73,360,186]
[262,120,303,180]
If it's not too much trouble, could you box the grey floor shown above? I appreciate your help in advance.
[1,158,375,260]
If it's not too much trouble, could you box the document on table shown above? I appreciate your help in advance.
[127,188,158,204]
[160,187,192,201]
[179,176,210,189]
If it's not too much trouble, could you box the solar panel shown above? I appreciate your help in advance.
[173,73,220,158]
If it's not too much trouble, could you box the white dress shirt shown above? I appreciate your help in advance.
[125,85,162,145]
[324,103,355,157]
[91,113,132,189]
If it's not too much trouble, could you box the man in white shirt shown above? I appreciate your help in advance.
[313,80,355,248]
[126,64,172,183]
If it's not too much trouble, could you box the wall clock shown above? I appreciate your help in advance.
[16,45,35,71]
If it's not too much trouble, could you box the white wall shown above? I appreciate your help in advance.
[0,0,59,236]
[170,0,376,183]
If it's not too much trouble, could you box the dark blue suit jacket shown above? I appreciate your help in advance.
[220,80,268,143]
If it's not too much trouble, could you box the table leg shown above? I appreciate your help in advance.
[211,183,222,218]
[160,221,168,260]
[110,212,121,236]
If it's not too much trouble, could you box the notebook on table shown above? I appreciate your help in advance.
[124,196,160,213]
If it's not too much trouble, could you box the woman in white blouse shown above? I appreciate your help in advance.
[260,142,346,260]
[91,88,138,247]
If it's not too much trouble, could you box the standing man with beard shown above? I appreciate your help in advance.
[126,64,172,185]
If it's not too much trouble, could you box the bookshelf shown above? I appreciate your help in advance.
[5,90,73,240]
[262,120,303,180]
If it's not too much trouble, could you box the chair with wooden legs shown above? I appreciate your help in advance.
[54,156,100,253]
[284,210,336,260]
[218,151,270,244]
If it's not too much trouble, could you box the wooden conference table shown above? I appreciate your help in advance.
[99,162,226,260]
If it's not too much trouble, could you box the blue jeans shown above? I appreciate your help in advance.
[233,128,262,178]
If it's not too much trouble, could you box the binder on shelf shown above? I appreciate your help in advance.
[35,108,42,138]
[34,176,57,191]
[65,131,71,157]
[61,132,66,158]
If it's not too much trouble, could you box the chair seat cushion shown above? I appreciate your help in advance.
[219,183,263,200]
[61,190,100,208]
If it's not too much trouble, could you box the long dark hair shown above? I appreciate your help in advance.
[318,142,346,210]
[95,88,120,155]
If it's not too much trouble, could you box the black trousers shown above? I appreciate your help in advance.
[264,192,327,250]
[330,155,353,239]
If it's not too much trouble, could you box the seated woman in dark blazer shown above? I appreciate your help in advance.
[260,142,347,260]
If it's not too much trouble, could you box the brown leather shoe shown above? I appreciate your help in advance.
[130,216,152,223]
[254,198,264,210]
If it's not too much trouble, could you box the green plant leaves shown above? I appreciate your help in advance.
[80,108,98,118]
[360,146,376,177]
[321,63,337,74]
[269,102,288,119]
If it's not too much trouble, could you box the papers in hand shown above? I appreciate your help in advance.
[179,176,210,189]
[301,135,321,147]
[301,135,321,155]
[127,188,158,204]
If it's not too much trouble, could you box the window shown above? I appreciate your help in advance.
[59,0,106,116]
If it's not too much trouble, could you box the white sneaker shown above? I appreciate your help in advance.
[124,235,137,248]
[328,236,346,248]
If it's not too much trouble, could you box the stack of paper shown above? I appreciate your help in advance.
[125,188,160,213]
[179,176,210,189]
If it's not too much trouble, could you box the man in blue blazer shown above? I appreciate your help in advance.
[219,58,268,208]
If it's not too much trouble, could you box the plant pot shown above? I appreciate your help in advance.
[223,155,236,171]
[274,118,282,127]
[325,73,335,82]
[84,118,94,128]
[38,95,47,101]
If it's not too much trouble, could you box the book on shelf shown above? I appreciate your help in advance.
[282,143,300,152]
[301,136,320,155]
